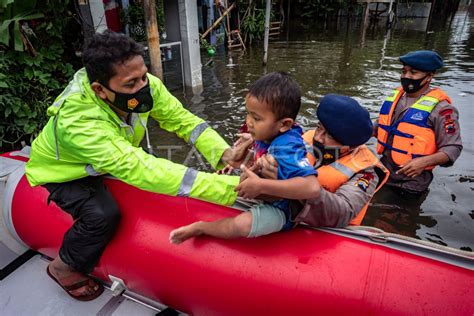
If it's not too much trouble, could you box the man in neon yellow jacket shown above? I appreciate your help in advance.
[25,31,248,301]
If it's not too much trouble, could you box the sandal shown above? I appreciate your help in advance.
[46,266,104,301]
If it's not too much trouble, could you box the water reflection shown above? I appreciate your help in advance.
[364,187,436,241]
[148,12,474,250]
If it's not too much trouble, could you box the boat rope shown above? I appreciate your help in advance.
[344,225,474,259]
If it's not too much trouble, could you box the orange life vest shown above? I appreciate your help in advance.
[303,130,389,225]
[376,87,451,170]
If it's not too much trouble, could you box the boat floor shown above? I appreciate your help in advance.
[0,243,173,316]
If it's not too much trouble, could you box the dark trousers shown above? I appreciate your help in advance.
[43,176,121,274]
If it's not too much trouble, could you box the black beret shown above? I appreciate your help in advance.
[399,50,444,72]
[316,94,373,147]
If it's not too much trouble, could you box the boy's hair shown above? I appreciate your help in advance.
[82,31,146,85]
[248,71,301,120]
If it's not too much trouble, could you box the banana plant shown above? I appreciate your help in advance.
[0,0,43,51]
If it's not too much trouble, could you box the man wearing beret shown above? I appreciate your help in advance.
[251,94,390,227]
[374,50,463,195]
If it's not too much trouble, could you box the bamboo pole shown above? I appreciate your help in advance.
[387,0,394,28]
[224,0,232,35]
[143,0,163,80]
[201,2,236,39]
[262,0,271,65]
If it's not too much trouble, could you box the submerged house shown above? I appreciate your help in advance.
[83,0,204,94]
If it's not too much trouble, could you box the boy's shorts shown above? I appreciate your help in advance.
[248,203,287,238]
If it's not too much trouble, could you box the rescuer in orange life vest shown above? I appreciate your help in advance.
[248,94,390,228]
[374,50,463,195]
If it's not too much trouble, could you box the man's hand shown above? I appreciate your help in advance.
[396,157,428,178]
[221,133,254,168]
[235,165,263,199]
[217,165,234,175]
[397,152,450,178]
[257,154,278,179]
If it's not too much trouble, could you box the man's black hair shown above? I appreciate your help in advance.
[248,71,301,120]
[82,31,146,85]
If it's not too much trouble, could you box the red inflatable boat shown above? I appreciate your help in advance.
[1,149,473,315]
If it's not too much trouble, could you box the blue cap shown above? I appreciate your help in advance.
[316,94,373,147]
[399,50,443,72]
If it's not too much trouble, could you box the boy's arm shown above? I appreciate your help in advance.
[237,131,318,199]
[235,166,320,200]
[295,167,379,227]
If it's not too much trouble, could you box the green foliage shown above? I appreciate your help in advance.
[301,0,346,18]
[241,8,266,42]
[155,0,165,35]
[121,1,146,42]
[238,0,274,44]
[121,0,166,43]
[0,0,44,51]
[0,0,77,150]
[200,37,212,50]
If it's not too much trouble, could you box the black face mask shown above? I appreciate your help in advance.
[401,75,429,94]
[102,83,153,113]
[313,141,341,168]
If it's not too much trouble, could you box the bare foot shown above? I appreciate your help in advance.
[169,222,203,244]
[48,256,101,298]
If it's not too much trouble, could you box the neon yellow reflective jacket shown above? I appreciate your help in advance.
[26,69,239,206]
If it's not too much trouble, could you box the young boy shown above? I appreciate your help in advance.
[169,72,319,243]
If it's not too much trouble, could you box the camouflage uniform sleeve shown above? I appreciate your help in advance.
[294,167,379,228]
[429,100,463,167]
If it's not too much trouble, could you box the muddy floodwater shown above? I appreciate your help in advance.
[150,11,474,251]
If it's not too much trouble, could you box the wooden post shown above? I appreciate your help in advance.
[363,1,370,29]
[286,0,291,41]
[77,0,95,41]
[143,0,163,80]
[262,0,271,65]
[387,0,394,28]
[427,0,436,31]
[224,0,232,34]
[208,0,216,45]
[360,1,370,47]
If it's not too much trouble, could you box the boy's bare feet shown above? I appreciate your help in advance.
[169,222,203,244]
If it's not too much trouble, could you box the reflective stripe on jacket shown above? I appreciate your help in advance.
[376,87,452,170]
[302,130,389,225]
[25,69,239,206]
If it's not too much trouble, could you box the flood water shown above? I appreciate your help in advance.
[149,11,474,251]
